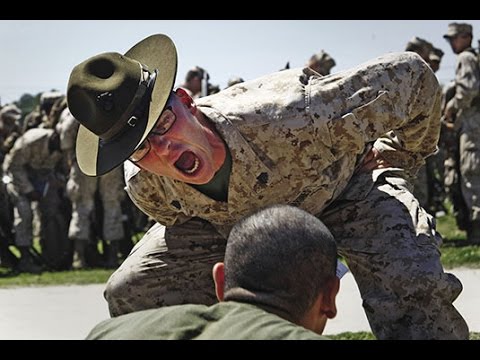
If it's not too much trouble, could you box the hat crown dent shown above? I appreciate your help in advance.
[67,52,142,138]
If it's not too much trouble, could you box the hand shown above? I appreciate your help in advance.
[358,147,392,173]
[444,100,457,123]
[26,191,41,202]
[442,121,455,131]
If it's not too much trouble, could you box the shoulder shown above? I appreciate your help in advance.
[124,163,167,196]
[458,49,478,65]
[16,128,52,146]
[86,304,210,340]
[196,68,310,126]
[197,302,328,340]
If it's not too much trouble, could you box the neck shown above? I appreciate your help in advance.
[195,110,227,175]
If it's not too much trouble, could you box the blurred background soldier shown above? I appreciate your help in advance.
[306,50,336,76]
[428,47,444,73]
[2,126,67,273]
[22,90,63,134]
[226,76,244,88]
[56,108,126,269]
[0,104,22,163]
[427,46,448,216]
[443,22,480,244]
[405,36,433,62]
[404,36,447,216]
[180,66,210,99]
[0,104,22,268]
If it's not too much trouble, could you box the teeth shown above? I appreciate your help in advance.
[184,158,199,174]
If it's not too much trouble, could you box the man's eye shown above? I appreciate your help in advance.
[137,141,148,150]
[156,110,176,134]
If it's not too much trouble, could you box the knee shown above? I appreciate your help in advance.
[104,269,138,317]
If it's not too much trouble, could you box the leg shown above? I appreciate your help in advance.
[459,130,480,243]
[67,164,97,268]
[322,171,469,339]
[99,167,126,268]
[105,217,226,317]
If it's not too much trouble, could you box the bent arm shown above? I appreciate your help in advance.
[310,52,442,175]
[2,137,34,195]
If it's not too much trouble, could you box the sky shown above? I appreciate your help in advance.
[1,20,480,105]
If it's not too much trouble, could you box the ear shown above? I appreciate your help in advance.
[174,87,197,115]
[212,262,225,301]
[321,276,340,319]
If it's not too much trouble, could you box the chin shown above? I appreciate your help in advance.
[185,169,215,185]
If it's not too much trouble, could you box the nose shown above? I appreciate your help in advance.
[149,135,171,157]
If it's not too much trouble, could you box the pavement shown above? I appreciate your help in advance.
[0,268,479,339]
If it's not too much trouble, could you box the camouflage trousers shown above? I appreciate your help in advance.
[105,171,468,339]
[67,164,125,242]
[459,130,480,222]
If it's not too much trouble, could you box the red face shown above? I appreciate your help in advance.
[130,90,226,185]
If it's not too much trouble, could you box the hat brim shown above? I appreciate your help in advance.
[76,34,178,176]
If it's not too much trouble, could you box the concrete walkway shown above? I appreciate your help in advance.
[0,268,479,339]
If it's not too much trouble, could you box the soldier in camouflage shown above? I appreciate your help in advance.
[2,126,66,272]
[444,22,480,244]
[405,38,446,215]
[56,108,125,269]
[428,47,444,73]
[306,50,336,76]
[0,104,22,268]
[22,91,63,134]
[226,76,244,88]
[67,34,468,339]
[0,104,22,164]
[180,66,210,99]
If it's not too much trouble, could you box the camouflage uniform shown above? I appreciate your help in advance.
[405,37,444,214]
[0,105,22,267]
[226,76,245,88]
[307,50,336,76]
[452,51,480,222]
[106,52,468,339]
[57,109,125,254]
[0,104,22,164]
[2,128,70,270]
[444,23,480,240]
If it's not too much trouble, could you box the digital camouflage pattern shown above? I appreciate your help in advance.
[107,52,468,339]
[2,128,63,247]
[448,48,480,223]
[57,109,125,242]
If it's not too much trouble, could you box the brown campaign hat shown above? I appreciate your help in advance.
[67,34,177,176]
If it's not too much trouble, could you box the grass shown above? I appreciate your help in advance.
[436,209,480,269]
[0,267,114,287]
[329,332,480,340]
[0,209,479,287]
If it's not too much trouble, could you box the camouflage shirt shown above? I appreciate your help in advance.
[2,128,62,195]
[125,52,441,236]
[451,48,480,114]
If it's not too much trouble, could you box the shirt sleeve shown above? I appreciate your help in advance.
[3,136,34,195]
[451,51,480,112]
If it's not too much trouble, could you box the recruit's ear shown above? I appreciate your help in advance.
[212,262,225,301]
